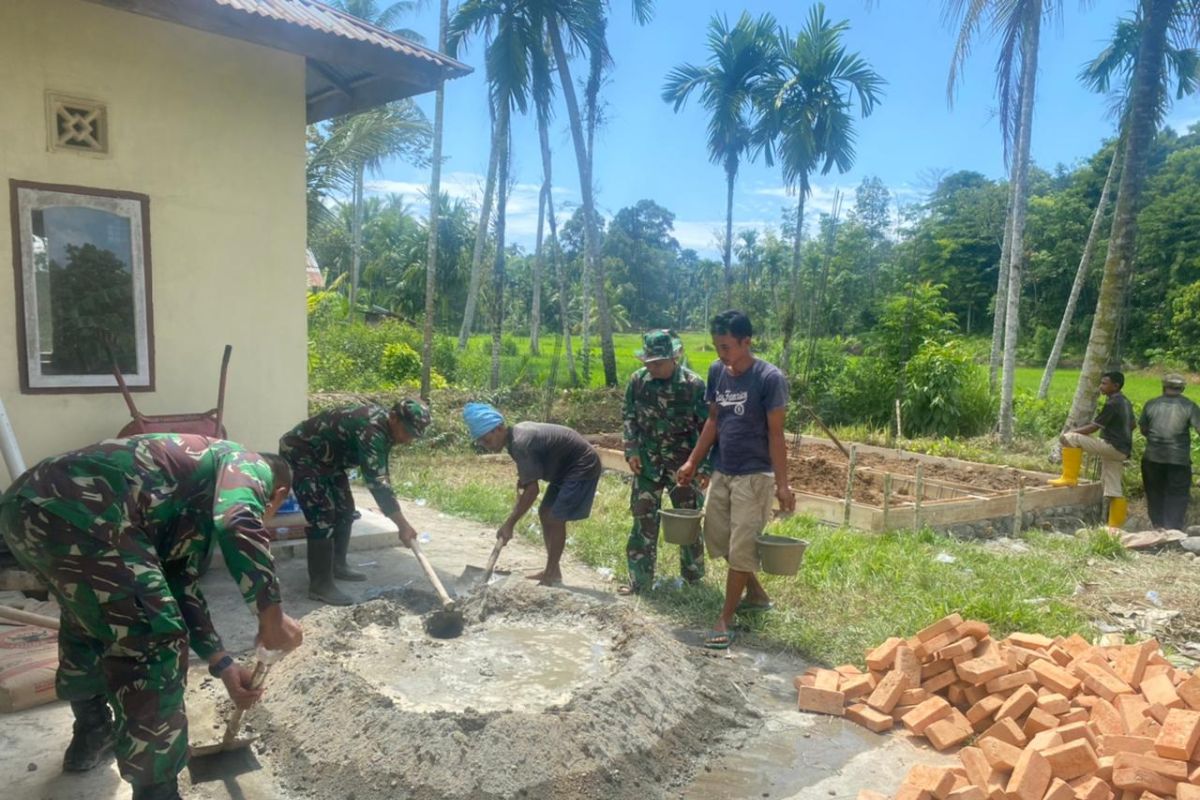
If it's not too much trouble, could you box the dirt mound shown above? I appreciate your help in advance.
[256,581,749,800]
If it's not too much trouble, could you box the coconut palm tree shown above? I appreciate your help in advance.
[756,5,884,373]
[457,106,499,350]
[421,0,451,399]
[663,12,780,310]
[330,0,424,41]
[945,0,1054,443]
[1066,0,1200,428]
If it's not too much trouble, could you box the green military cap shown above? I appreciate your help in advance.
[635,329,682,363]
[1163,373,1187,389]
[393,399,432,436]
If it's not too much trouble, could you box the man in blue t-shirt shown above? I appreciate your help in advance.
[678,310,795,649]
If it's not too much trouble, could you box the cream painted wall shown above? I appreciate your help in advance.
[0,0,309,485]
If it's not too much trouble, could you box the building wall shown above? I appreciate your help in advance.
[0,0,309,484]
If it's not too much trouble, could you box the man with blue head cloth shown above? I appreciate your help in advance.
[463,403,601,586]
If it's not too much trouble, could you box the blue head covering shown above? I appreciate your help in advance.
[463,402,505,441]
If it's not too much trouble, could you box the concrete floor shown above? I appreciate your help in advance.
[1,490,944,800]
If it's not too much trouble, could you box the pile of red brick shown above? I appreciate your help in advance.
[795,613,1200,800]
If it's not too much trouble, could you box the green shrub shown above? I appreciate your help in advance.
[824,356,896,428]
[870,282,957,368]
[1013,390,1069,440]
[1168,282,1200,370]
[902,340,996,437]
[381,342,421,384]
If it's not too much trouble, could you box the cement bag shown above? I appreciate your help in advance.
[0,604,59,712]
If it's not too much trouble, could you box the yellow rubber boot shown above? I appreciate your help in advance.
[1107,497,1128,530]
[1048,447,1083,487]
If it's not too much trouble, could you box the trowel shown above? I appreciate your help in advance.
[409,538,465,639]
[456,536,507,597]
[190,647,282,760]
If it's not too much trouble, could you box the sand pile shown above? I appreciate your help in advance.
[254,581,748,799]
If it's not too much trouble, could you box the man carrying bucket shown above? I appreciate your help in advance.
[678,310,795,650]
[621,329,710,595]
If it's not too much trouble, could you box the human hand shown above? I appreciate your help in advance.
[627,455,643,474]
[220,663,265,710]
[497,523,514,544]
[257,608,303,653]
[776,484,796,513]
[698,474,710,492]
[397,521,418,547]
[676,460,696,487]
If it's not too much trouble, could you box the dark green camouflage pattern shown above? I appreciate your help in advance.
[622,364,709,590]
[0,433,282,788]
[279,405,402,539]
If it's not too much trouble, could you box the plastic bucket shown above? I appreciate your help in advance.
[756,535,808,576]
[661,508,703,545]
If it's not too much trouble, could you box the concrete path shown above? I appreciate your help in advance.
[2,491,945,800]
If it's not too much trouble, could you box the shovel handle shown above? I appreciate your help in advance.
[0,605,60,630]
[220,660,270,747]
[409,539,456,610]
[481,538,505,582]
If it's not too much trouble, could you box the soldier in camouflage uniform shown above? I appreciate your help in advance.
[621,330,710,594]
[0,434,304,800]
[279,399,431,605]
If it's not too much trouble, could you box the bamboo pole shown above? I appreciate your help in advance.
[843,445,858,527]
[883,473,893,530]
[914,463,924,531]
[1013,476,1026,537]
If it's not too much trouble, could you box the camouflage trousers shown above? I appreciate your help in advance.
[288,465,354,541]
[0,499,190,788]
[627,473,705,591]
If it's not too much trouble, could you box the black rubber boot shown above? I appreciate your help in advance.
[132,777,183,800]
[307,538,353,605]
[62,695,115,772]
[332,522,366,582]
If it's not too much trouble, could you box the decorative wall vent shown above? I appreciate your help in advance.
[46,93,109,155]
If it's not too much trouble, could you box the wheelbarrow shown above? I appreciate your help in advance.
[110,344,232,439]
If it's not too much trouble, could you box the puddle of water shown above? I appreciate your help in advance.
[678,717,879,799]
[349,623,611,713]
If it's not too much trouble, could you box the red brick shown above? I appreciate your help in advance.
[798,686,846,716]
[901,688,933,706]
[1133,718,1163,739]
[1177,786,1200,800]
[1189,763,1200,784]
[927,718,973,751]
[1071,776,1113,800]
[1029,731,1066,752]
[1112,766,1176,796]
[1112,641,1158,690]
[1011,645,1052,668]
[1177,677,1200,712]
[948,683,970,710]
[959,746,993,787]
[925,669,961,695]
[1049,648,1074,668]
[843,674,875,700]
[947,787,985,800]
[998,685,1040,721]
[938,637,980,661]
[958,620,991,641]
[1100,735,1156,757]
[980,737,1024,770]
[1055,722,1098,750]
[1059,635,1092,660]
[1154,708,1200,761]
[1045,778,1076,800]
[1097,755,1115,782]
[867,670,910,714]
[957,657,1010,687]
[866,637,904,671]
[846,703,894,733]
[1141,674,1184,711]
[1112,752,1189,781]
[1079,663,1136,703]
[918,630,964,661]
[1043,739,1100,781]
[903,697,954,735]
[1060,709,1089,726]
[895,786,933,800]
[1024,708,1063,738]
[1117,696,1152,735]
[813,669,841,691]
[1036,693,1070,716]
[1010,633,1056,650]
[918,613,966,643]
[905,764,959,800]
[1007,748,1053,800]
[857,792,888,800]
[987,669,1038,694]
[1144,703,1170,726]
[980,717,1028,748]
[967,695,1005,728]
[1031,659,1084,698]
[965,684,989,706]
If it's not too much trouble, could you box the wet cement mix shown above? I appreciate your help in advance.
[251,581,749,800]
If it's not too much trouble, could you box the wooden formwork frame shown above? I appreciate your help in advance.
[592,436,1102,533]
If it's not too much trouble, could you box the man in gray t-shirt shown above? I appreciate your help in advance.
[463,403,601,586]
[1139,374,1200,530]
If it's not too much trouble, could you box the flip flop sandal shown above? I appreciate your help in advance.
[617,585,639,596]
[703,630,735,650]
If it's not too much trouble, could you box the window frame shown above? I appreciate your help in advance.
[10,179,155,394]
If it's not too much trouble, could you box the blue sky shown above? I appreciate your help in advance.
[366,0,1200,256]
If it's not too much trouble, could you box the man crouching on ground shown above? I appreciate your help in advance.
[678,310,796,649]
[463,403,602,586]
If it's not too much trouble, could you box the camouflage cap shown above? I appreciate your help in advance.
[393,399,432,437]
[635,329,682,363]
[1163,373,1187,389]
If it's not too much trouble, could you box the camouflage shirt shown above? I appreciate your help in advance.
[623,364,711,481]
[279,405,401,516]
[2,433,281,660]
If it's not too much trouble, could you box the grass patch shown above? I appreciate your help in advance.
[398,451,1121,667]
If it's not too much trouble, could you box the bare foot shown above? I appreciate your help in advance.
[526,569,562,586]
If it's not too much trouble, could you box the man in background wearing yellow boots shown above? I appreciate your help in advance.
[1049,371,1136,529]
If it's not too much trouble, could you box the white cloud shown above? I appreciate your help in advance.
[672,219,774,256]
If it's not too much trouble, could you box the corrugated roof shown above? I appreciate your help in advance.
[211,0,467,74]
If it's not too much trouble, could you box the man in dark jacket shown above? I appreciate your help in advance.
[1139,374,1200,531]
